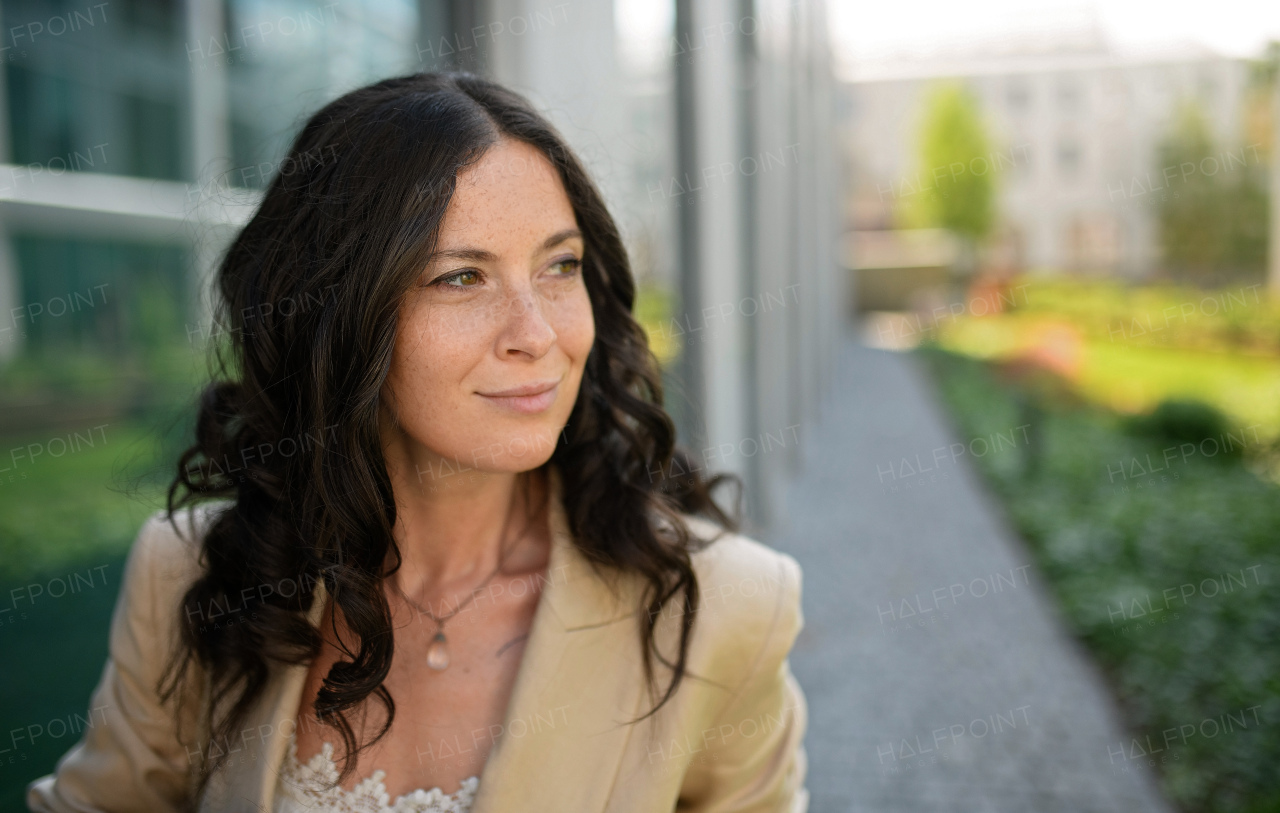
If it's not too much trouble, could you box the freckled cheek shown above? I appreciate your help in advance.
[394,317,481,409]
[549,292,596,362]
[415,301,506,344]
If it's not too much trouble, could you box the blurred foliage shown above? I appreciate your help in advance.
[12,236,189,351]
[1156,100,1269,285]
[0,342,205,397]
[921,346,1280,813]
[0,416,189,584]
[634,282,680,367]
[991,277,1280,356]
[901,82,997,245]
[1124,399,1241,455]
[0,232,206,579]
[1242,41,1279,165]
[933,277,1280,443]
[2,235,208,436]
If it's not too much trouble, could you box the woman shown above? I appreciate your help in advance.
[27,71,807,813]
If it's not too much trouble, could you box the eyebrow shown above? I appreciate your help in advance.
[428,228,583,264]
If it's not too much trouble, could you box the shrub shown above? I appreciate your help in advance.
[921,346,1280,813]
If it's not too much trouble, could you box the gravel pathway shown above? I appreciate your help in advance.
[765,335,1174,813]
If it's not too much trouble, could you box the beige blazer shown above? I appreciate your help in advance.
[27,467,808,812]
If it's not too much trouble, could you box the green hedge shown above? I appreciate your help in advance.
[921,346,1280,813]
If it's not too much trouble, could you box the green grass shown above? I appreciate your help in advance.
[937,314,1280,439]
[934,277,1280,446]
[1077,342,1280,437]
[921,346,1280,813]
[0,422,176,583]
[1014,277,1280,356]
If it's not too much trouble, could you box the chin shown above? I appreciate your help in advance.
[461,421,565,473]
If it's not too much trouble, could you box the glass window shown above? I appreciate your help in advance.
[1057,138,1081,176]
[5,0,185,181]
[224,0,419,181]
[1057,79,1081,112]
[1006,80,1031,113]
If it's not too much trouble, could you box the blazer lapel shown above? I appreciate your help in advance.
[214,464,647,812]
[248,653,316,809]
[469,466,649,813]
[206,579,327,813]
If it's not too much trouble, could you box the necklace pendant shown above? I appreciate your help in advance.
[426,630,450,671]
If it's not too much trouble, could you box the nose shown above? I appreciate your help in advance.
[496,284,556,360]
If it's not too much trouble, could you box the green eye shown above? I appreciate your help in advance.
[551,258,582,275]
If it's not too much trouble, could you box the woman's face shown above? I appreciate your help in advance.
[380,138,595,481]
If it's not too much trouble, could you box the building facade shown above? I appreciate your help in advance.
[843,29,1253,278]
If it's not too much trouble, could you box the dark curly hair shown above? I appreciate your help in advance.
[160,71,739,797]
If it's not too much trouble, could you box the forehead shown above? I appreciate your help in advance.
[436,138,577,249]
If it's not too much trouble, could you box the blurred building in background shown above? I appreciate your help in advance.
[843,13,1257,279]
[0,0,840,529]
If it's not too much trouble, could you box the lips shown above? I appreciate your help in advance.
[477,378,560,414]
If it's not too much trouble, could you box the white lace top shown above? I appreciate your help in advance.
[274,733,480,813]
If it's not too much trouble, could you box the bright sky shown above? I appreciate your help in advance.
[829,0,1280,77]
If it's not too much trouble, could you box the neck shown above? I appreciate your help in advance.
[380,437,549,600]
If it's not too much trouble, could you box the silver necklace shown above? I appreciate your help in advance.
[393,503,526,672]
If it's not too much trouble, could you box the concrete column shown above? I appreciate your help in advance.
[184,0,233,333]
[672,0,704,449]
[485,0,625,212]
[0,2,19,361]
[749,0,803,528]
[675,0,750,485]
[737,0,764,525]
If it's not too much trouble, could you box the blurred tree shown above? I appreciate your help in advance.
[1247,41,1280,293]
[1157,102,1219,273]
[1157,98,1269,284]
[903,83,997,270]
[1242,41,1279,164]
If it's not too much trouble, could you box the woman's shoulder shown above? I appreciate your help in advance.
[105,503,228,698]
[680,513,803,606]
[674,513,805,682]
[138,502,225,560]
[123,502,228,605]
